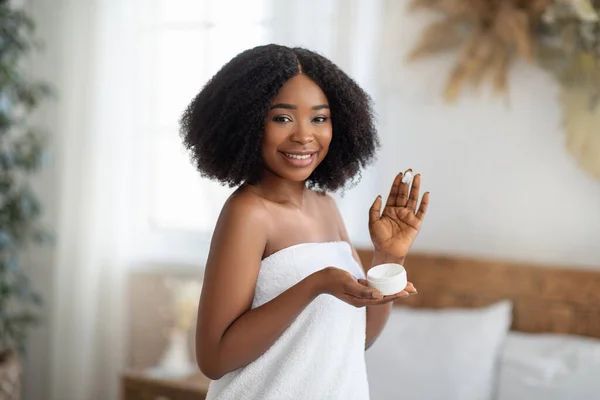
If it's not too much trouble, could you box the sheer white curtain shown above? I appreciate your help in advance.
[48,1,138,399]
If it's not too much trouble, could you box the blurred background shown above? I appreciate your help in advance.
[2,0,600,399]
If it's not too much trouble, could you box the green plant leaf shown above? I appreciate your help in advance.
[0,1,53,354]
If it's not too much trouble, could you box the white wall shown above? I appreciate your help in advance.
[370,6,600,268]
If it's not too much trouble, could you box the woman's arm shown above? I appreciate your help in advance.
[354,248,411,349]
[325,195,415,350]
[196,194,309,380]
[196,194,390,380]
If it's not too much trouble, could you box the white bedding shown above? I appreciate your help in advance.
[498,331,600,400]
[365,302,600,400]
[365,301,512,400]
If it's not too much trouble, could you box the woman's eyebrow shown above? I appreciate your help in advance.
[270,103,296,110]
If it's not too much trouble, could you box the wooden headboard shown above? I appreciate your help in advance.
[356,249,600,339]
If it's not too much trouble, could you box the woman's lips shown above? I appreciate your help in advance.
[279,151,317,168]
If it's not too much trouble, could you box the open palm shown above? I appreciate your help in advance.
[369,170,430,258]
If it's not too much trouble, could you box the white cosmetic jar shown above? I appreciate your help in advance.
[366,263,408,296]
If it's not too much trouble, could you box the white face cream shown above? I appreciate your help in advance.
[401,171,413,185]
[366,263,408,296]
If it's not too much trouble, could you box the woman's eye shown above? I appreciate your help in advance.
[313,116,329,123]
[273,115,292,123]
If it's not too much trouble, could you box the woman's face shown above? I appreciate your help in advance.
[261,74,332,184]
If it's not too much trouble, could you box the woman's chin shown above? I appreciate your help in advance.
[261,159,321,184]
[271,167,315,184]
[282,171,313,183]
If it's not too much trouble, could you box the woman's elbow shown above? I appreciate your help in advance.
[197,350,224,380]
[200,365,224,381]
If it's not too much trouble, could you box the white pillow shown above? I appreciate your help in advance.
[498,331,600,400]
[365,300,513,400]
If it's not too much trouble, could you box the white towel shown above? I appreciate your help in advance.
[205,241,369,400]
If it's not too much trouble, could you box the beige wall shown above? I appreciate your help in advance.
[365,5,600,269]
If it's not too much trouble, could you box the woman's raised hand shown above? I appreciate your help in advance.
[368,170,429,259]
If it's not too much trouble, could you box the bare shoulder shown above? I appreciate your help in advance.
[318,192,343,220]
[198,188,271,360]
[203,188,270,291]
[209,188,271,256]
[219,188,269,225]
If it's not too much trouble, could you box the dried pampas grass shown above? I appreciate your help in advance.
[408,0,600,179]
[409,0,551,101]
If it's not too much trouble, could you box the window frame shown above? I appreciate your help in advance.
[129,0,273,267]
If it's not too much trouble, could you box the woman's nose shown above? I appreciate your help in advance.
[290,121,314,145]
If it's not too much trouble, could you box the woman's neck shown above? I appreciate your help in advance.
[250,173,309,209]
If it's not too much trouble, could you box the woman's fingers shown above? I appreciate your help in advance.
[406,174,421,211]
[346,278,417,306]
[333,271,417,308]
[384,169,427,211]
[395,169,411,207]
[416,192,430,220]
[345,279,382,299]
[405,282,417,294]
[342,293,408,307]
[358,279,418,295]
[384,290,410,301]
[386,172,402,207]
[369,195,382,224]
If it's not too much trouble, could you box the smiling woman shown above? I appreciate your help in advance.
[179,44,429,400]
[180,45,379,193]
[261,74,333,182]
[36,1,396,399]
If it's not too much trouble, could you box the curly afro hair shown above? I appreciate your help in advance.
[179,43,379,192]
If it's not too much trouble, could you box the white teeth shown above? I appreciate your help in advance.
[284,153,311,160]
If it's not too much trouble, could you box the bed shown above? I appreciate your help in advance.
[356,249,600,400]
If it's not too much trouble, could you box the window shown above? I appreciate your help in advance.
[131,0,273,264]
[129,0,374,264]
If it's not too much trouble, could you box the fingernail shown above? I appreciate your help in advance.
[372,291,383,299]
